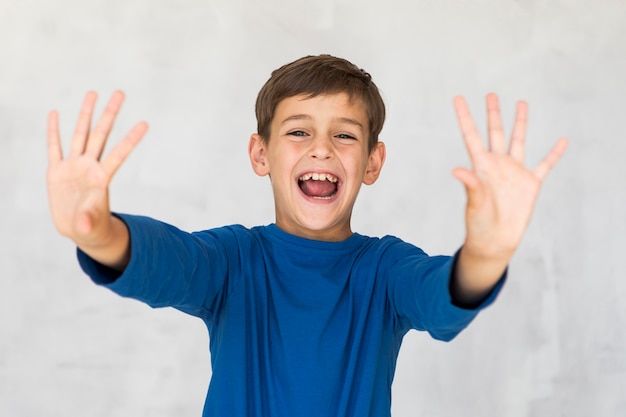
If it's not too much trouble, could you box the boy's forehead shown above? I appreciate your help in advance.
[274,93,368,122]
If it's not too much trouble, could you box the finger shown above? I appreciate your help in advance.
[69,91,98,157]
[534,137,568,181]
[86,90,126,159]
[47,110,63,164]
[508,100,528,162]
[454,96,485,165]
[452,167,480,191]
[452,167,484,210]
[75,211,94,237]
[486,93,506,154]
[101,121,149,179]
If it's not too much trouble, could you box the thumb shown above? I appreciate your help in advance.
[74,189,110,240]
[75,211,94,237]
[452,167,484,209]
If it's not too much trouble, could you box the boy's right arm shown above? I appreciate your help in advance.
[47,91,148,271]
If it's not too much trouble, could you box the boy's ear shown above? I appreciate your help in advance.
[248,133,270,177]
[363,142,386,185]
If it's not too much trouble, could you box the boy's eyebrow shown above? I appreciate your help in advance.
[336,117,364,128]
[280,114,364,129]
[280,114,312,125]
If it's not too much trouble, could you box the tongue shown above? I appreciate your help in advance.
[300,179,337,198]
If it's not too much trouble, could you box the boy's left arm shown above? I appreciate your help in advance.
[450,93,568,307]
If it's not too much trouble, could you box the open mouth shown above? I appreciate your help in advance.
[298,172,339,199]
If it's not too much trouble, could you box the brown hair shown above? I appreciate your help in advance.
[255,54,386,152]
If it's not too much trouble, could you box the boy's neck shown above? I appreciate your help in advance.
[274,220,353,242]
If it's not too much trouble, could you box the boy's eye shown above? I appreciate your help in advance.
[335,133,356,140]
[288,130,308,137]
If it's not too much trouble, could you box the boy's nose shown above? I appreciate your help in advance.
[309,136,334,159]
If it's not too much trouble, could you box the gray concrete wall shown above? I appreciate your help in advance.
[1,0,624,416]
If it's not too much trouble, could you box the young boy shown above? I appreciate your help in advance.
[46,55,567,416]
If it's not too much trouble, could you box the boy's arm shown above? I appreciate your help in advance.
[449,94,568,307]
[47,91,148,270]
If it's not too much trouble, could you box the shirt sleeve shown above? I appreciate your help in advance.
[77,213,238,321]
[385,241,505,341]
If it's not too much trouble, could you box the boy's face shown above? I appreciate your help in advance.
[248,93,386,241]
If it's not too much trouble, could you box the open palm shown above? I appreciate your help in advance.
[453,94,568,258]
[47,91,148,247]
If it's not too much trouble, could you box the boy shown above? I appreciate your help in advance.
[46,55,567,416]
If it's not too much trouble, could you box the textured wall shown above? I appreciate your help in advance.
[1,0,624,416]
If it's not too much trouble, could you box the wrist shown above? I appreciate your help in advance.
[461,237,516,264]
[451,246,510,306]
[75,215,130,271]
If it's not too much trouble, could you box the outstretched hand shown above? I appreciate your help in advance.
[449,94,567,304]
[453,93,567,258]
[47,91,147,266]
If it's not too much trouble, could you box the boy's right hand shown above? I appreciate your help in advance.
[47,91,148,270]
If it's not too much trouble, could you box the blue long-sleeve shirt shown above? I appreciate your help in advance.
[78,214,504,417]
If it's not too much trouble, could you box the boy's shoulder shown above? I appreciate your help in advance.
[118,214,427,260]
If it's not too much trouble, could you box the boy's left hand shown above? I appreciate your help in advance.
[452,93,567,265]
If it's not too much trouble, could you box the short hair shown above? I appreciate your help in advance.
[255,55,386,153]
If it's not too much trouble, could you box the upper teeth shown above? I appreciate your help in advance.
[299,173,338,182]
